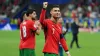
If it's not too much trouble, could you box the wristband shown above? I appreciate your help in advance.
[66,51,70,54]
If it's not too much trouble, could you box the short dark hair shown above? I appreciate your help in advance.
[20,11,27,22]
[50,5,60,10]
[26,9,36,16]
[21,11,27,18]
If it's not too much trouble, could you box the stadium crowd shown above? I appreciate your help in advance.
[0,0,100,31]
[61,0,100,32]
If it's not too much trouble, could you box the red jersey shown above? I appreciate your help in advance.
[40,9,69,54]
[19,20,37,49]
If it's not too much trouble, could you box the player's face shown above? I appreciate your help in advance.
[31,11,37,20]
[50,7,61,19]
[31,11,37,19]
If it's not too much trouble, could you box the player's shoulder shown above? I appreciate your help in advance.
[20,21,25,25]
[44,19,51,22]
[27,20,35,24]
[20,22,25,29]
[20,23,22,27]
[27,20,33,22]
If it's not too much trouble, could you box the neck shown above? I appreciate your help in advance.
[27,17,32,20]
[51,17,58,24]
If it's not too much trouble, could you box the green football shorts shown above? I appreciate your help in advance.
[19,49,35,56]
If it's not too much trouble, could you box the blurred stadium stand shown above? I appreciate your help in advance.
[0,0,100,31]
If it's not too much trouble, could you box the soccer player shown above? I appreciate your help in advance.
[39,2,71,56]
[19,9,41,56]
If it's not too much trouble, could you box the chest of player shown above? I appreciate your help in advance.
[47,22,62,36]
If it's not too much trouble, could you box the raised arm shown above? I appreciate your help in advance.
[39,2,48,25]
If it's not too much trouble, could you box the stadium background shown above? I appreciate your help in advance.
[0,0,100,31]
[0,0,100,56]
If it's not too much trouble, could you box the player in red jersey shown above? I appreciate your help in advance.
[39,2,71,56]
[19,9,41,56]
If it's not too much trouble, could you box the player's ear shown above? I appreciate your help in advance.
[50,10,52,15]
[29,14,32,17]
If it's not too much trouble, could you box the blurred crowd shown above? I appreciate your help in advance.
[62,0,100,31]
[0,0,100,31]
[0,0,20,18]
[0,0,28,24]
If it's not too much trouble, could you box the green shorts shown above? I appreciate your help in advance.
[19,49,35,56]
[44,53,58,56]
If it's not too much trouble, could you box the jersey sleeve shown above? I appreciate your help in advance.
[60,33,69,52]
[29,21,37,31]
[39,8,47,27]
[59,24,69,51]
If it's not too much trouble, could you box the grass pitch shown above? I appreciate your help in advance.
[0,30,100,56]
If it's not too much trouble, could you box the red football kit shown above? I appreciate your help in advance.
[19,19,37,49]
[40,9,69,54]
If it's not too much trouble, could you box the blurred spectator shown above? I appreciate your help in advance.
[68,2,75,11]
[70,19,81,48]
[0,0,100,31]
[0,12,7,19]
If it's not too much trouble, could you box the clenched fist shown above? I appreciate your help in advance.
[34,20,41,29]
[43,2,48,9]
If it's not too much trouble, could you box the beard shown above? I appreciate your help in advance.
[32,15,37,20]
[32,17,37,20]
[53,14,61,19]
[53,16,60,20]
